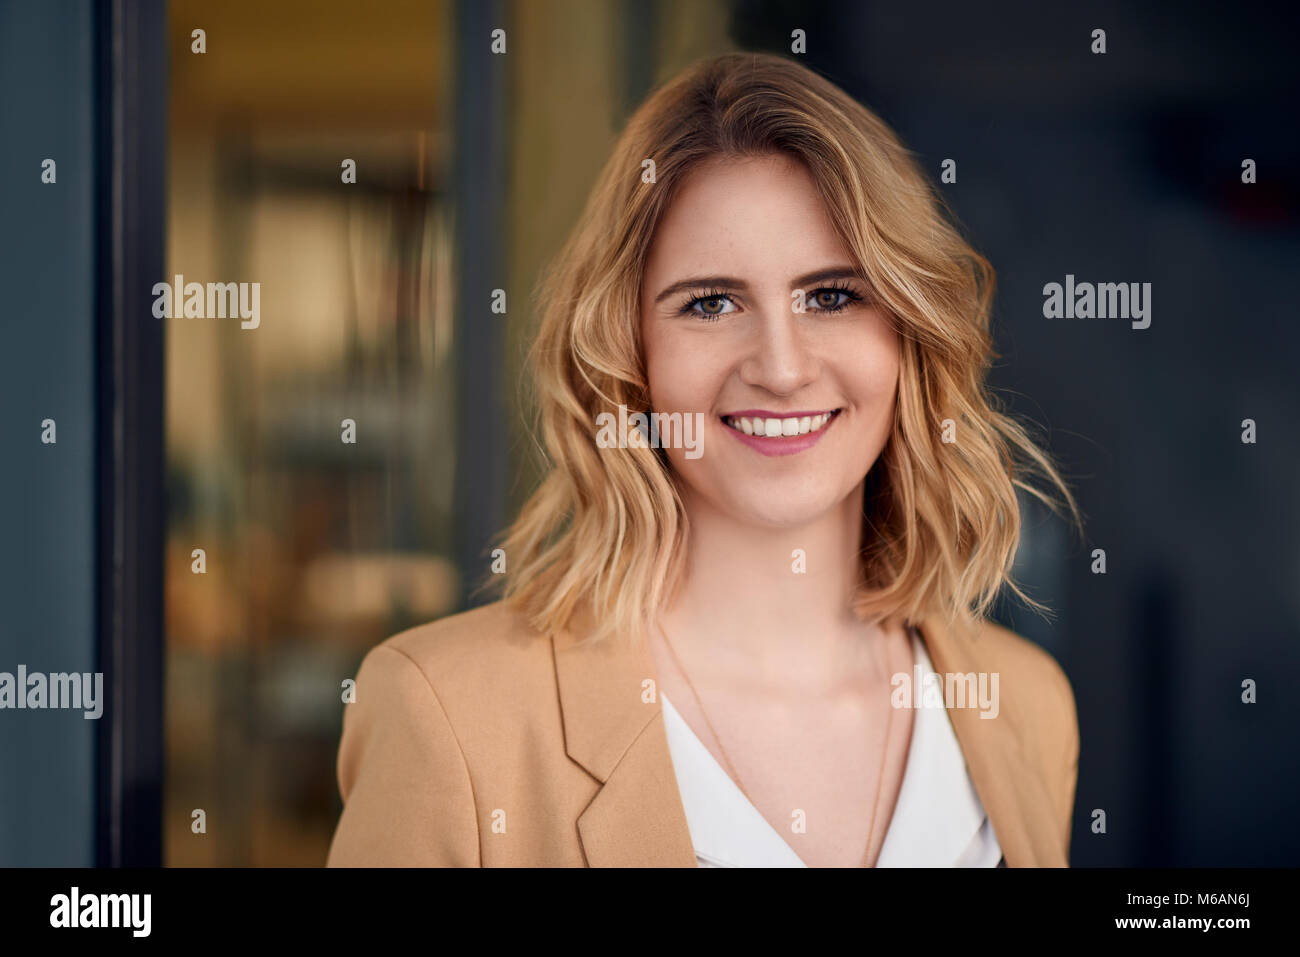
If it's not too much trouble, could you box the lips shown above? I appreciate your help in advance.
[721,410,837,437]
[719,408,842,457]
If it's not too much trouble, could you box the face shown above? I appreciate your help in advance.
[639,153,900,529]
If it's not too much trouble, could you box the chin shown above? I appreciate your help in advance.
[708,483,851,530]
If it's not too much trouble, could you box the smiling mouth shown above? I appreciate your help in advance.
[720,409,841,437]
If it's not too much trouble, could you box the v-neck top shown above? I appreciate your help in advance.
[660,625,1004,867]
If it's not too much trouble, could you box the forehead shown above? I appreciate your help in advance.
[644,153,851,280]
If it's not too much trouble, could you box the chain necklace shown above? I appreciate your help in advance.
[656,621,898,868]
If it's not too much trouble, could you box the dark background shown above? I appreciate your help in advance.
[733,0,1300,865]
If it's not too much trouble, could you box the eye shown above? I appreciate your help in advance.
[803,283,865,314]
[808,289,848,310]
[677,289,739,321]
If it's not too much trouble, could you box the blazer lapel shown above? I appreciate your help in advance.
[552,624,698,867]
[552,613,1064,867]
[913,616,1067,866]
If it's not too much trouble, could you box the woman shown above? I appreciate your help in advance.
[327,52,1081,868]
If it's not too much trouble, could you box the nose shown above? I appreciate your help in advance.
[738,301,820,396]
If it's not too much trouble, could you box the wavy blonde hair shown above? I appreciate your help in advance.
[497,52,1080,644]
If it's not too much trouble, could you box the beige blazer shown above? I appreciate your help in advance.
[326,601,1079,867]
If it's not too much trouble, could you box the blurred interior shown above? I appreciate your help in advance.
[163,0,731,866]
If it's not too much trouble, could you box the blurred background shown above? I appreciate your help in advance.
[2,0,1297,867]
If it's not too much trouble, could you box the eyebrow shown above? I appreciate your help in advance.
[653,267,867,304]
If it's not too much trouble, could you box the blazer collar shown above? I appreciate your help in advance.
[553,613,1065,867]
[552,622,698,866]
[913,616,1067,866]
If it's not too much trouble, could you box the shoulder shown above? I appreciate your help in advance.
[939,617,1080,857]
[376,600,549,681]
[352,600,558,734]
[952,618,1077,750]
[930,615,1079,773]
[330,603,546,866]
[967,618,1076,727]
[960,618,1080,844]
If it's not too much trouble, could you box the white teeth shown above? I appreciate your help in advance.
[723,412,836,437]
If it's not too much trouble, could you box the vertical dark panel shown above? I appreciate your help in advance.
[95,0,167,867]
[451,0,509,607]
[620,0,657,120]
[0,0,98,867]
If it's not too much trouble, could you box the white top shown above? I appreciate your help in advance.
[660,626,1003,867]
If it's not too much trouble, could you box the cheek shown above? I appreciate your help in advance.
[838,327,901,447]
[643,325,723,413]
[851,323,901,398]
[863,351,900,403]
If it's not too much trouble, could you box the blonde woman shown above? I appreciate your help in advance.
[327,52,1081,868]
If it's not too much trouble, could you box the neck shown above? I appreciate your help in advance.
[661,481,879,677]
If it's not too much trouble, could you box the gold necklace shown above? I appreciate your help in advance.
[656,621,898,867]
